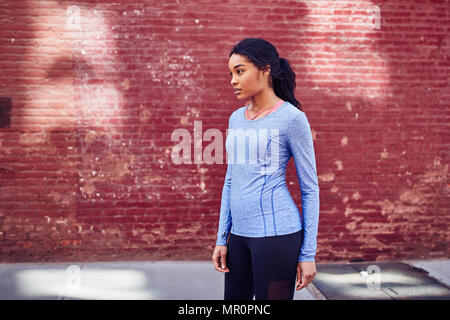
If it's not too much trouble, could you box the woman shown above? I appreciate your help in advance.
[211,38,320,300]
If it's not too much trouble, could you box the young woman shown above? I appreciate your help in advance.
[211,38,320,300]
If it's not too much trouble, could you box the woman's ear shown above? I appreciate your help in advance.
[262,64,271,77]
[262,66,272,86]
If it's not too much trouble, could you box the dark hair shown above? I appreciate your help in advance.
[229,38,302,110]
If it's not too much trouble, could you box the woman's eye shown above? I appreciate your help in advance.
[229,70,243,76]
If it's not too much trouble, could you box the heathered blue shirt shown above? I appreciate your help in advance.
[216,101,320,262]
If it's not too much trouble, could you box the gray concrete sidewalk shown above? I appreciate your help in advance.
[312,259,450,300]
[0,259,448,300]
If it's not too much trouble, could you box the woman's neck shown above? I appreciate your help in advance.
[249,89,281,114]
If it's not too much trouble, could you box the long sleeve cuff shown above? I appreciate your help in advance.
[298,254,315,263]
[216,237,228,246]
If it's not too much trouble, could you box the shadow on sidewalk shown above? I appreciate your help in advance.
[313,261,450,300]
[0,260,448,300]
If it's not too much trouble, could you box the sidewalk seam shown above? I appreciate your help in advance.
[403,261,450,290]
[306,283,327,300]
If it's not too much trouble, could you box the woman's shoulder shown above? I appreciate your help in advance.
[229,104,247,120]
[283,101,305,115]
[281,101,307,119]
[281,102,311,129]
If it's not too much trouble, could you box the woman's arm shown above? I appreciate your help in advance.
[286,111,320,263]
[215,161,232,246]
[212,160,232,273]
[216,115,234,246]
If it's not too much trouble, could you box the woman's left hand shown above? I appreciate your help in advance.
[296,261,317,290]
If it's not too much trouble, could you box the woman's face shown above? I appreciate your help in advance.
[228,54,269,101]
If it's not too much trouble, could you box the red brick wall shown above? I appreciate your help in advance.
[0,0,448,263]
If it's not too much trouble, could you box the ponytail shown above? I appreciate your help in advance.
[273,57,302,110]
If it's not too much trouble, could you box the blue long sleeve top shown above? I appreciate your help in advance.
[215,101,320,262]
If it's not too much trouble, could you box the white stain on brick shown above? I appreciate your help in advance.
[352,191,361,200]
[346,101,352,111]
[319,172,335,182]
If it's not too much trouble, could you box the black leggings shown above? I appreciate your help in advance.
[224,230,303,300]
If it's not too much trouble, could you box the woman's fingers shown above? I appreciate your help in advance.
[220,252,228,271]
[296,264,305,290]
[296,262,317,290]
[219,251,229,272]
[296,267,302,290]
[297,272,308,290]
[212,253,221,271]
[212,246,229,273]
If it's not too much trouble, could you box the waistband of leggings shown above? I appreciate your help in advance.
[230,229,302,240]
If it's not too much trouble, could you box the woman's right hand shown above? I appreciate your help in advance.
[212,245,230,273]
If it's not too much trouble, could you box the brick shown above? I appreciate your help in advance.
[0,0,448,263]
